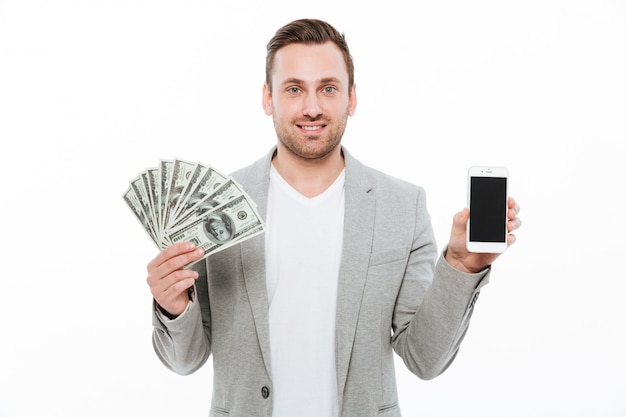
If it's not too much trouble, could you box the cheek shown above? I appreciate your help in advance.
[271,101,298,120]
[327,97,352,116]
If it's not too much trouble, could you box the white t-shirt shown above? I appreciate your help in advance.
[265,165,345,417]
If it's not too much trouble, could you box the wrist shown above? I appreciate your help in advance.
[444,248,483,274]
[155,288,194,320]
[157,304,181,320]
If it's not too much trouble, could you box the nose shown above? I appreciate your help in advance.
[303,92,322,118]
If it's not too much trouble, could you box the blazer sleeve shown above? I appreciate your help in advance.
[390,191,489,380]
[151,259,213,375]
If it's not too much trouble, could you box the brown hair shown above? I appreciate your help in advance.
[265,18,355,92]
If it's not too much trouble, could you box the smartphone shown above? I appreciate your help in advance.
[466,166,509,253]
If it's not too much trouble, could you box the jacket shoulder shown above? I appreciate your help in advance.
[229,148,274,189]
[350,156,426,203]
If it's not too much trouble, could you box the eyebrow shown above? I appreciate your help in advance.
[281,77,343,86]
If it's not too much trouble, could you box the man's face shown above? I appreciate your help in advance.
[263,42,357,161]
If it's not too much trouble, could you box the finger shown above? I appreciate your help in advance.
[508,197,520,216]
[151,268,199,299]
[148,242,204,275]
[147,244,204,287]
[448,208,469,254]
[159,247,204,275]
[507,216,522,232]
[508,196,516,209]
[449,208,469,247]
[148,241,198,272]
[453,208,469,228]
[508,203,521,220]
[152,274,197,316]
[507,233,517,246]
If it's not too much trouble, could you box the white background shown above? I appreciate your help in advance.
[1,1,625,416]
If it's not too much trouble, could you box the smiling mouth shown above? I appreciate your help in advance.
[298,124,326,131]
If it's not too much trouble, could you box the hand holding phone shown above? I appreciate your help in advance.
[466,166,509,253]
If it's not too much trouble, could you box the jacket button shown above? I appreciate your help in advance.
[261,386,270,399]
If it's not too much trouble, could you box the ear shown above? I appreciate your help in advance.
[262,83,273,115]
[348,83,357,116]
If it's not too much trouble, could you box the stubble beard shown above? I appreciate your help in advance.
[273,111,349,162]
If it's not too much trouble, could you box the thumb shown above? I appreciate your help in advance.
[452,208,469,235]
[447,208,469,254]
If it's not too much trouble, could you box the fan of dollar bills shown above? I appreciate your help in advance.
[123,158,265,265]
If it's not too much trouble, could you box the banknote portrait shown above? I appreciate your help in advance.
[205,212,234,243]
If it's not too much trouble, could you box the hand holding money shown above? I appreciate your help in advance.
[123,158,265,268]
[146,241,205,317]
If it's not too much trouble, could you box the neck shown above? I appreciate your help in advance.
[272,144,345,198]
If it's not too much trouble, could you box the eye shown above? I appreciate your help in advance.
[322,86,337,94]
[287,87,301,94]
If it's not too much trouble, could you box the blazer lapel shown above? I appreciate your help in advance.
[335,149,376,402]
[237,150,274,379]
[240,236,273,379]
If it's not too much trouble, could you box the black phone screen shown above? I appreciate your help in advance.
[469,176,507,242]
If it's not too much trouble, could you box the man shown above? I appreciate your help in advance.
[146,18,521,417]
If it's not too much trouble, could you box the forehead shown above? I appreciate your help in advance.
[271,42,349,86]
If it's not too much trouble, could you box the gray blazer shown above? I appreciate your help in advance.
[152,147,489,417]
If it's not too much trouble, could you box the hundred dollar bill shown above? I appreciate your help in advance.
[172,164,228,220]
[171,162,207,220]
[168,178,246,233]
[158,159,173,241]
[140,169,159,237]
[162,158,196,232]
[145,167,161,238]
[167,193,265,263]
[129,175,158,240]
[122,186,160,248]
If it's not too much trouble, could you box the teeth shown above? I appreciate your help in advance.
[302,125,322,131]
